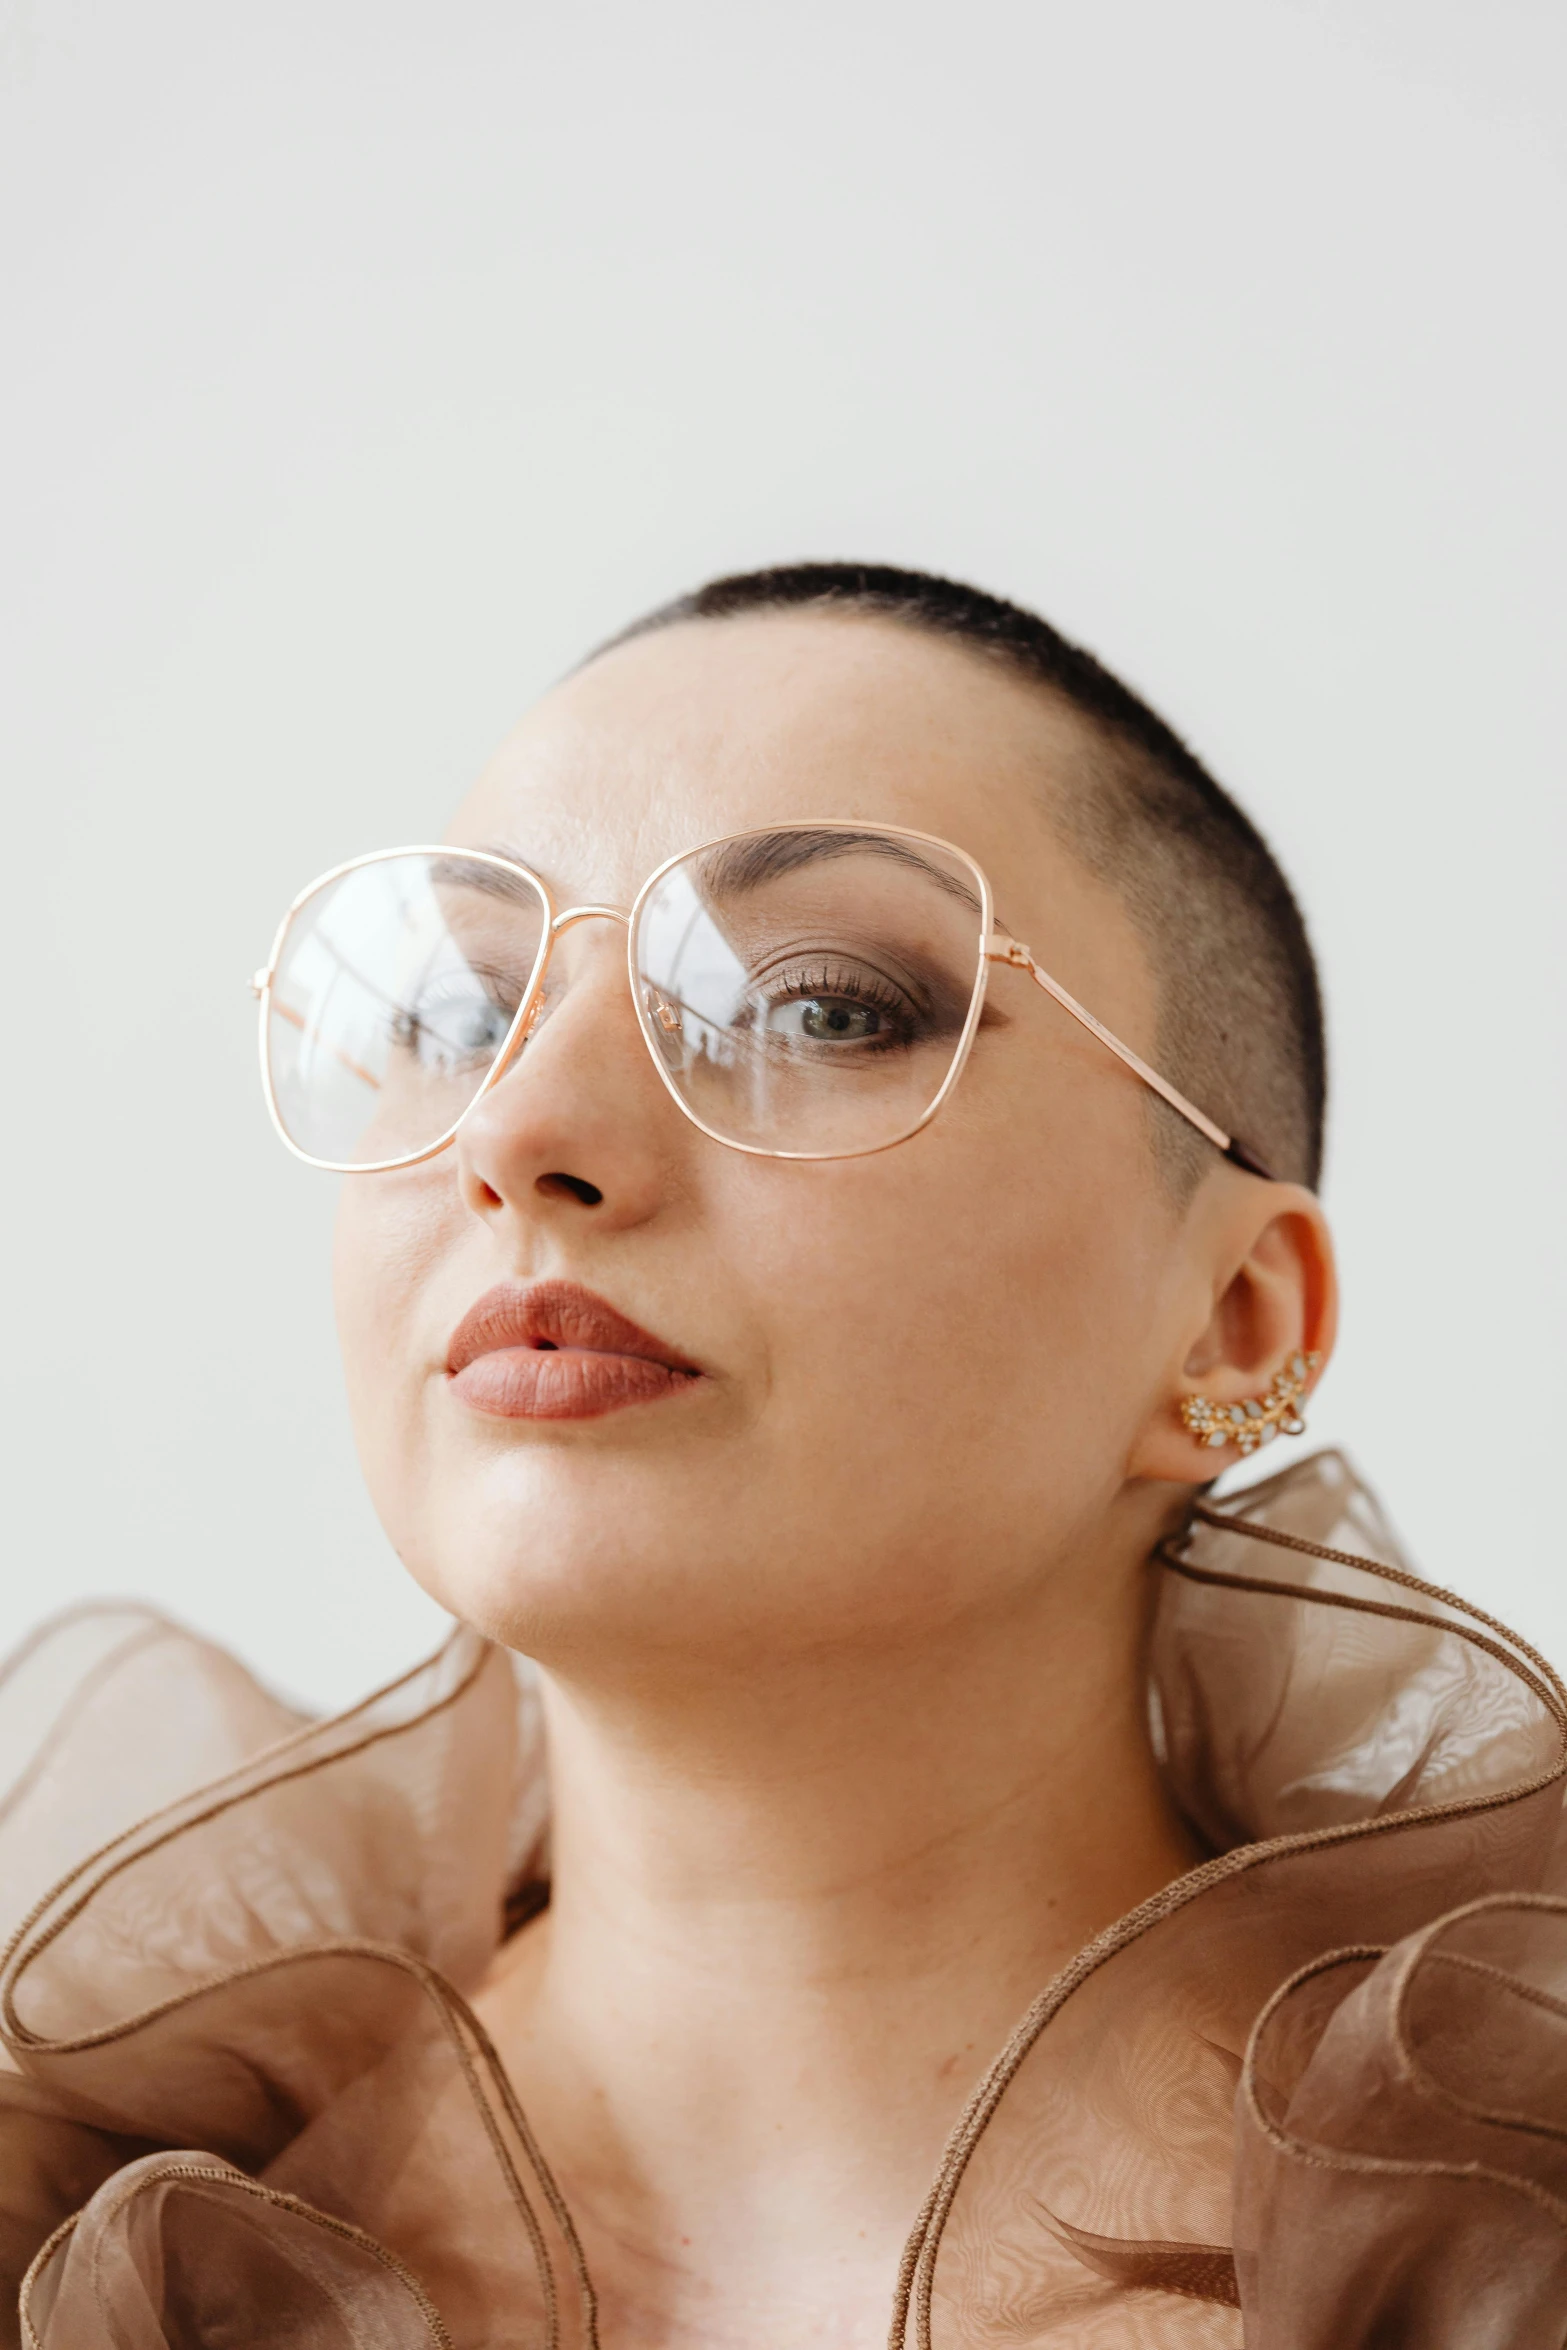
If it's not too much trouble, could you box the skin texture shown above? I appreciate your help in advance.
[333,612,1338,2347]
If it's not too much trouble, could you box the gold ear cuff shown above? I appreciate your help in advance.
[1180,1352,1321,1457]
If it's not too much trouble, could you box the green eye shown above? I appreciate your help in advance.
[798,998,882,1042]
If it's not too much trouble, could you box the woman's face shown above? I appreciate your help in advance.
[334,614,1219,1670]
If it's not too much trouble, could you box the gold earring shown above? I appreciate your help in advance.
[1180,1351,1321,1456]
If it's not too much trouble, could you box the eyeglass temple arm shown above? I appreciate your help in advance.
[985,935,1277,1180]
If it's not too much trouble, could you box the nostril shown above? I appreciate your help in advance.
[536,1172,604,1207]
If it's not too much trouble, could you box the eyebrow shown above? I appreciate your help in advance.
[691,828,982,909]
[450,830,985,916]
[432,848,553,905]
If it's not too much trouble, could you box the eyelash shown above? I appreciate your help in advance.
[748,957,923,1050]
[391,966,523,1047]
[765,960,910,1014]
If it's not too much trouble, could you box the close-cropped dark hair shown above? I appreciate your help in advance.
[608,562,1326,1194]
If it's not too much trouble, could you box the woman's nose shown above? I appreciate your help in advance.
[453,930,682,1234]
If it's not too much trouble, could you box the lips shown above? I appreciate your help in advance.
[445,1279,705,1421]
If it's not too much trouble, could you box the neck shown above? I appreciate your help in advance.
[476,1500,1198,2346]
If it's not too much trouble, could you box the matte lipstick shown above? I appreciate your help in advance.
[445,1279,704,1420]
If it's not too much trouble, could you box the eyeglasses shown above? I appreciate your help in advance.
[252,821,1275,1177]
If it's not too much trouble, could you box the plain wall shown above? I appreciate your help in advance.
[2,0,1563,1708]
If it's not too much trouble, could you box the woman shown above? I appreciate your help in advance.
[3,565,1564,2348]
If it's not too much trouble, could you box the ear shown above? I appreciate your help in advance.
[1128,1176,1339,1486]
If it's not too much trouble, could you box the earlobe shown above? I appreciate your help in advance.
[1130,1181,1338,1486]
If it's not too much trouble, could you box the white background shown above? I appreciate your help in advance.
[2,1,1562,1708]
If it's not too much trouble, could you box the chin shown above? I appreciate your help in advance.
[383,1452,740,1663]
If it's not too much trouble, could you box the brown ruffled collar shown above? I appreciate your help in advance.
[4,1450,1565,2348]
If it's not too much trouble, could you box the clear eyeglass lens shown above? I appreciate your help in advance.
[632,828,986,1155]
[267,852,548,1167]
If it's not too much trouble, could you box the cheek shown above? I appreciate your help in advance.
[332,1173,462,1486]
[728,1125,1155,1563]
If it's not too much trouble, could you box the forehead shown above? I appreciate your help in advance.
[448,613,1150,1022]
[453,615,1165,1038]
[457,613,1073,888]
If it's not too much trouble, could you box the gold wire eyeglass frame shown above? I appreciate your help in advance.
[252,819,1276,1179]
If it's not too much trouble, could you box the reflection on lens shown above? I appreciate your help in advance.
[266,853,548,1168]
[633,828,986,1155]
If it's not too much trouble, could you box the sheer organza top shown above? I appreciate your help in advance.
[4,1451,1566,2348]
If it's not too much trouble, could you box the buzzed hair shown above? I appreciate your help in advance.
[605,561,1326,1194]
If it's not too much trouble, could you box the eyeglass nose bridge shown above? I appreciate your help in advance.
[496,898,638,1064]
[549,902,631,936]
[510,901,637,1042]
[514,899,682,1060]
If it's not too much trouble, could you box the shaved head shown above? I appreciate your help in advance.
[604,562,1325,1194]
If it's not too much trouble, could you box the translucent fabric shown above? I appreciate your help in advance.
[3,1452,1565,2349]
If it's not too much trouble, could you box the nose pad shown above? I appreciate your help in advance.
[476,992,546,1102]
[643,985,685,1072]
[496,987,552,1072]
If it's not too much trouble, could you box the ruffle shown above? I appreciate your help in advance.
[1234,1893,1567,2346]
[2,1453,1564,2348]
